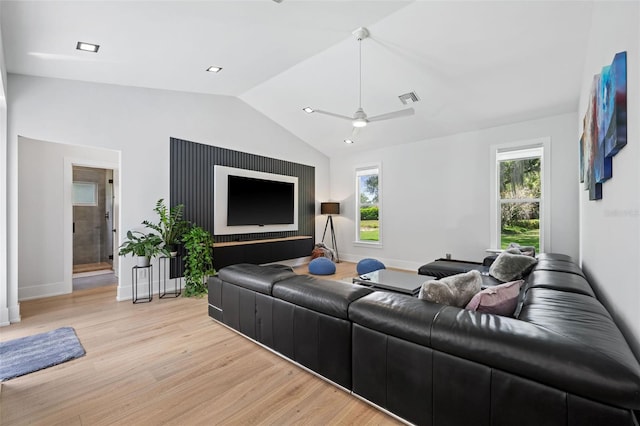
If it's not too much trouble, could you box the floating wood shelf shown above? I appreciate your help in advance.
[213,236,313,270]
[214,235,312,248]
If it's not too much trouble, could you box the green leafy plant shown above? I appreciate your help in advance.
[182,225,215,297]
[118,230,169,260]
[142,199,190,252]
[360,206,379,220]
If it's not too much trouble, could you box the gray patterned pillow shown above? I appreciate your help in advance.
[418,280,456,305]
[489,250,538,282]
[419,270,482,307]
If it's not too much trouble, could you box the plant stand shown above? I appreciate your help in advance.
[132,264,153,304]
[159,255,182,298]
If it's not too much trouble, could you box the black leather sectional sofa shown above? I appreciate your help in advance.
[207,254,640,425]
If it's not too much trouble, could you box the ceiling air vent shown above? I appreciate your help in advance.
[398,92,420,105]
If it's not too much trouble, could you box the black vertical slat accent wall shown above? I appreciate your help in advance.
[170,138,315,267]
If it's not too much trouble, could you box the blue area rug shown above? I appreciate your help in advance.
[0,327,86,381]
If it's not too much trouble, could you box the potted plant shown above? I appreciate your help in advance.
[182,225,215,297]
[118,230,169,267]
[143,199,190,257]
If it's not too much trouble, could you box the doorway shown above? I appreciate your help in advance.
[72,166,116,291]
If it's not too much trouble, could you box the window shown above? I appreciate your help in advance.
[491,139,549,253]
[72,182,97,206]
[355,165,380,244]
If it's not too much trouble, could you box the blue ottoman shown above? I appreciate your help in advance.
[357,258,386,275]
[308,257,336,275]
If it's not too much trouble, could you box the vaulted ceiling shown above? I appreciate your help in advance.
[0,1,594,157]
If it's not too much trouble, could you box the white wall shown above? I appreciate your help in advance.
[7,75,330,308]
[578,1,640,357]
[17,137,119,300]
[0,13,9,325]
[330,113,579,271]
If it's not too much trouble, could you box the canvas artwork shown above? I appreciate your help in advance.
[580,51,627,201]
[603,52,628,157]
[583,75,602,200]
[579,133,584,184]
[596,66,613,183]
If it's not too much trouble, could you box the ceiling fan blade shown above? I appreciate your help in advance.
[367,108,415,123]
[312,109,354,121]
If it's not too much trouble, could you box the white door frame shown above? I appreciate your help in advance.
[64,157,120,293]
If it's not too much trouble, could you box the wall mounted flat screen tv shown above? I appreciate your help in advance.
[213,165,298,235]
[227,175,294,226]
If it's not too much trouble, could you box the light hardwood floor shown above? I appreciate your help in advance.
[0,262,402,425]
[73,262,113,274]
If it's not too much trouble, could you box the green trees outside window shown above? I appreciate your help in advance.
[499,157,541,251]
[357,169,380,242]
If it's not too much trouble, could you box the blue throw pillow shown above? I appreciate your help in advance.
[357,258,385,275]
[309,257,336,275]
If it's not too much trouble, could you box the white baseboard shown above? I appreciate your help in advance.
[339,253,423,272]
[8,303,21,323]
[117,277,181,301]
[18,281,68,301]
[0,306,10,326]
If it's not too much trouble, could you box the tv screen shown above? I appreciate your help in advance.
[227,175,295,226]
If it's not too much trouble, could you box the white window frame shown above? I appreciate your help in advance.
[354,164,382,246]
[490,138,551,252]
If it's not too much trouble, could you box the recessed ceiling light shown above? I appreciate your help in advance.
[76,41,99,53]
[344,139,354,144]
[206,66,223,73]
[302,107,314,114]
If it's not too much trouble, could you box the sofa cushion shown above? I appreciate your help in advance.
[489,250,538,282]
[217,263,297,295]
[273,275,373,320]
[516,288,640,408]
[532,259,585,277]
[349,292,444,347]
[465,280,523,316]
[536,252,575,263]
[419,270,482,307]
[525,270,595,297]
[431,301,640,411]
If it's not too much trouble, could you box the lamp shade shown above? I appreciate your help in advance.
[321,202,340,215]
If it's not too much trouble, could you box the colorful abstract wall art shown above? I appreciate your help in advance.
[580,51,627,200]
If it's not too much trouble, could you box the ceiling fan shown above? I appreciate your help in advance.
[303,27,415,135]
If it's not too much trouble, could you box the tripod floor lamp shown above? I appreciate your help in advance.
[321,202,340,263]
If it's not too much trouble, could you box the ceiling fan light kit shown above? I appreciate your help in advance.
[352,108,368,127]
[303,26,414,141]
